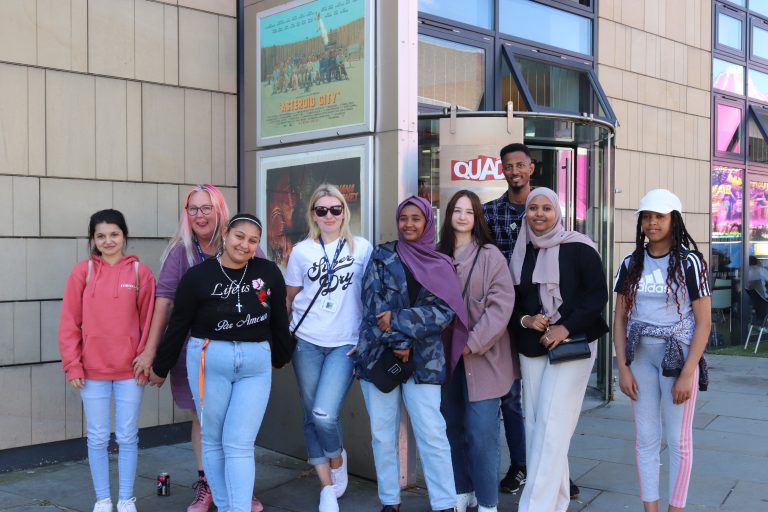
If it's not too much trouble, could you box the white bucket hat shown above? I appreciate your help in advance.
[636,189,682,215]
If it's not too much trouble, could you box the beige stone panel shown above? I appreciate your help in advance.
[686,49,701,91]
[611,100,628,149]
[644,34,659,79]
[617,209,637,244]
[641,106,659,154]
[125,238,167,276]
[179,0,235,17]
[157,0,177,4]
[76,238,90,262]
[0,63,29,175]
[220,186,237,215]
[672,156,689,211]
[0,239,27,301]
[13,176,40,236]
[644,0,660,35]
[135,0,166,83]
[142,83,184,183]
[686,87,707,117]
[599,0,614,20]
[158,184,181,238]
[625,102,640,151]
[212,93,226,185]
[219,16,237,93]
[0,304,12,365]
[644,154,661,193]
[127,81,143,181]
[683,114,696,160]
[656,156,673,189]
[684,213,709,242]
[89,0,135,79]
[46,71,96,178]
[179,8,219,91]
[31,363,67,444]
[0,176,12,236]
[685,0,700,49]
[664,0,686,43]
[173,403,195,423]
[629,151,643,206]
[243,4,256,152]
[37,0,72,70]
[696,116,710,163]
[665,82,685,113]
[674,42,687,86]
[28,67,46,176]
[225,94,237,187]
[164,5,179,85]
[656,110,669,156]
[40,178,112,236]
[621,0,645,30]
[614,150,630,209]
[71,0,88,72]
[64,373,83,438]
[598,19,615,67]
[615,24,629,70]
[185,89,213,185]
[669,111,685,157]
[622,71,638,103]
[659,38,676,83]
[700,1,712,51]
[114,182,158,237]
[597,65,622,100]
[95,77,128,180]
[41,300,63,361]
[0,366,32,450]
[629,29,646,75]
[0,0,37,66]
[27,238,78,300]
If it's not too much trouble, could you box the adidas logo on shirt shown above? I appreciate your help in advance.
[638,269,668,294]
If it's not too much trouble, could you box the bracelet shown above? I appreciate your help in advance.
[520,315,530,328]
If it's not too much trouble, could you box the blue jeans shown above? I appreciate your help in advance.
[441,360,501,508]
[360,379,456,510]
[186,337,272,512]
[80,379,144,501]
[500,378,526,466]
[292,338,355,465]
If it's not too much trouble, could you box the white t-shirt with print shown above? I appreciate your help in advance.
[285,236,373,347]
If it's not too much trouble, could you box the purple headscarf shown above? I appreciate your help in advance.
[395,196,469,377]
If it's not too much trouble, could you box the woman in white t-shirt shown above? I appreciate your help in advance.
[285,184,373,512]
[613,189,711,512]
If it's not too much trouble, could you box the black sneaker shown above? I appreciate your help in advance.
[380,506,400,512]
[569,479,580,499]
[499,464,527,493]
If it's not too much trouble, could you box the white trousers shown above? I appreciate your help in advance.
[518,343,596,512]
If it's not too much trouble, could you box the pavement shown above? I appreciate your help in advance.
[1,354,767,511]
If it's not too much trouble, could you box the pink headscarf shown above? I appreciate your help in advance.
[509,188,598,322]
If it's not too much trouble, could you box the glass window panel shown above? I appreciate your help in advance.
[749,110,768,163]
[755,26,768,60]
[752,0,768,17]
[513,54,607,117]
[718,12,743,50]
[748,68,768,101]
[418,35,485,111]
[418,0,493,29]
[501,58,530,112]
[726,0,746,6]
[716,103,743,154]
[499,0,592,55]
[713,58,745,94]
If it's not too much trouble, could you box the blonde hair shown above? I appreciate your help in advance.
[306,183,355,252]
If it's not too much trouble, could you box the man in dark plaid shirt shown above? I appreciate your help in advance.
[483,143,534,495]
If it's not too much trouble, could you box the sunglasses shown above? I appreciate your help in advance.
[313,205,344,217]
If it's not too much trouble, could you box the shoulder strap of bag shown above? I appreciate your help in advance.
[291,285,324,336]
[461,247,482,298]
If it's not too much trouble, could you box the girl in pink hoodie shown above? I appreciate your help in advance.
[59,209,155,512]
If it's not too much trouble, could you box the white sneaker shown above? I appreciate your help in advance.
[456,492,475,512]
[116,497,137,512]
[330,449,348,498]
[478,506,497,512]
[318,485,339,512]
[92,498,113,512]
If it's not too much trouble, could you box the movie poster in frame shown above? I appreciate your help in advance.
[256,137,373,271]
[256,0,374,146]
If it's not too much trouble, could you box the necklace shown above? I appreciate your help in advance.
[217,256,249,313]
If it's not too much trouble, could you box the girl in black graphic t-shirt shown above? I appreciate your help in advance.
[151,213,291,512]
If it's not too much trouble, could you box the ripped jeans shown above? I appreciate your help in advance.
[292,337,355,465]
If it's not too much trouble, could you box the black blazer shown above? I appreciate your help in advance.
[511,242,609,358]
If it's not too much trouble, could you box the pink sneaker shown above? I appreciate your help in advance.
[186,477,213,512]
[251,497,264,512]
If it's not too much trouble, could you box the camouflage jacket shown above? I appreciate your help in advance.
[355,242,455,385]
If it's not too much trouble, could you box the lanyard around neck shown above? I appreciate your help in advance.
[319,237,345,285]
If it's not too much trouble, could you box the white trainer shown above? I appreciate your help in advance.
[330,448,348,498]
[92,498,113,512]
[116,497,137,512]
[456,492,475,512]
[318,485,339,512]
[478,506,498,512]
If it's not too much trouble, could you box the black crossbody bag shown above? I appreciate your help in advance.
[537,285,592,364]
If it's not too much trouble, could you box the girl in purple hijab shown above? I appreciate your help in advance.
[355,195,467,512]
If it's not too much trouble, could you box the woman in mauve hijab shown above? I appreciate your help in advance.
[354,196,468,512]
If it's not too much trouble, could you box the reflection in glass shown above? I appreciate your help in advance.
[748,68,768,102]
[418,0,493,29]
[712,58,744,94]
[513,54,607,117]
[718,13,743,50]
[749,110,768,163]
[754,26,768,60]
[418,35,485,111]
[500,0,592,55]
[501,60,530,112]
[716,103,743,154]
[751,0,768,18]
[749,180,768,246]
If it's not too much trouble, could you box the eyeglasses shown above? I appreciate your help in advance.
[502,162,531,171]
[187,205,214,216]
[313,205,344,217]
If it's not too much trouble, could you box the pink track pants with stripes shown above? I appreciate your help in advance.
[631,341,698,509]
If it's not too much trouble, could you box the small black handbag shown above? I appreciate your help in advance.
[547,333,591,364]
[369,349,415,393]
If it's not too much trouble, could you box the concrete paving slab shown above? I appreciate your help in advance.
[568,433,637,465]
[0,490,36,510]
[691,427,768,457]
[704,415,768,437]
[574,415,636,441]
[688,447,768,483]
[567,456,601,481]
[719,480,768,511]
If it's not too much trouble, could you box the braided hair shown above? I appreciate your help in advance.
[622,211,709,321]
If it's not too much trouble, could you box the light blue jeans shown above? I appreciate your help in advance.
[186,337,272,512]
[80,379,144,501]
[292,338,355,465]
[361,378,457,511]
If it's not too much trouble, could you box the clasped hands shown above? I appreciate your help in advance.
[521,313,570,350]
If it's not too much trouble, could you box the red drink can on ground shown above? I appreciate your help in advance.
[157,472,171,496]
